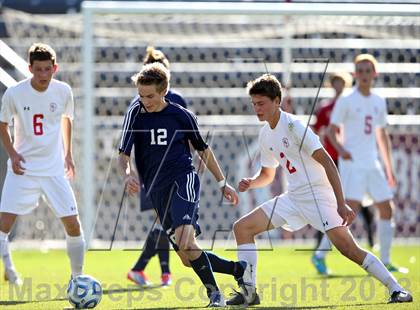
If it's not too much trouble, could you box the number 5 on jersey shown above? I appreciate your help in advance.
[150,128,167,145]
[33,114,44,135]
[364,115,372,134]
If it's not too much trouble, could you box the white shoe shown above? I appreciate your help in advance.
[5,268,23,286]
[207,291,226,307]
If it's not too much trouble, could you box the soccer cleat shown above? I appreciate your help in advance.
[161,272,172,286]
[311,255,330,275]
[385,263,409,274]
[235,261,259,304]
[237,281,258,305]
[4,268,23,286]
[388,291,413,303]
[127,270,151,286]
[206,291,225,307]
[226,289,260,306]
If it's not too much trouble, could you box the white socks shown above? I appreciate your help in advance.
[315,234,332,259]
[362,252,402,294]
[0,231,15,270]
[237,243,257,287]
[66,234,86,277]
[378,219,394,265]
[1,230,85,278]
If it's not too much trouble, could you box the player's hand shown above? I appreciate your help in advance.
[337,204,356,226]
[339,149,352,160]
[386,169,397,187]
[124,175,140,196]
[238,178,252,192]
[64,155,75,179]
[221,183,239,206]
[10,152,26,175]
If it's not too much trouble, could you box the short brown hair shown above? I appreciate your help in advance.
[327,72,353,88]
[247,74,282,102]
[143,46,170,69]
[354,53,378,72]
[131,62,170,93]
[28,43,56,66]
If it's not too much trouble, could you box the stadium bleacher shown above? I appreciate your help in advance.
[0,4,418,243]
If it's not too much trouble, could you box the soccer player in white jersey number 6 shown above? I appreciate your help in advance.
[226,74,412,306]
[327,54,402,273]
[0,43,85,284]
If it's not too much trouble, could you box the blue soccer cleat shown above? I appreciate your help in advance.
[311,255,330,275]
[385,263,409,274]
[206,291,225,307]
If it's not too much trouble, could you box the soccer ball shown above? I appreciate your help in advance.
[67,275,102,309]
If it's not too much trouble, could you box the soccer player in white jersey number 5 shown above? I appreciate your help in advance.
[226,74,412,306]
[0,43,85,284]
[327,54,402,273]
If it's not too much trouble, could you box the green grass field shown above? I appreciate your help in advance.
[0,245,418,309]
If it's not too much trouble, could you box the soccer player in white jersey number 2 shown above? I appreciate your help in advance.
[0,43,85,284]
[327,54,403,273]
[226,74,412,306]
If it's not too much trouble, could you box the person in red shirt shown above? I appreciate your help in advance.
[313,72,352,164]
[312,72,375,275]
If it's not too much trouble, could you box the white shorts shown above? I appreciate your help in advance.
[339,161,393,203]
[0,172,78,217]
[260,189,343,232]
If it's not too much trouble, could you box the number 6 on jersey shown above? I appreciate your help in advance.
[33,114,44,135]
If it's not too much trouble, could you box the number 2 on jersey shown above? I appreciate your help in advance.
[33,114,44,135]
[280,152,297,174]
[150,128,167,145]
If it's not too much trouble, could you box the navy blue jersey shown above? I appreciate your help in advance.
[119,98,208,194]
[166,89,187,108]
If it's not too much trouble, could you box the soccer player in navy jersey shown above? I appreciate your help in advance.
[127,46,188,287]
[118,62,246,307]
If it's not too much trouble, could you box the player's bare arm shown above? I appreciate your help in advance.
[312,148,355,226]
[61,116,75,179]
[326,123,352,160]
[197,147,238,205]
[0,121,26,175]
[238,166,276,192]
[376,127,396,187]
[118,153,140,196]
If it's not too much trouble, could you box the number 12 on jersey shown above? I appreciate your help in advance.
[150,128,167,145]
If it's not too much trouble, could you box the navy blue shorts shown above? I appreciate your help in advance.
[150,171,201,250]
[139,186,154,212]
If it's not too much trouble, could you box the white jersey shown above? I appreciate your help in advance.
[259,110,332,196]
[330,88,387,168]
[0,78,74,176]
